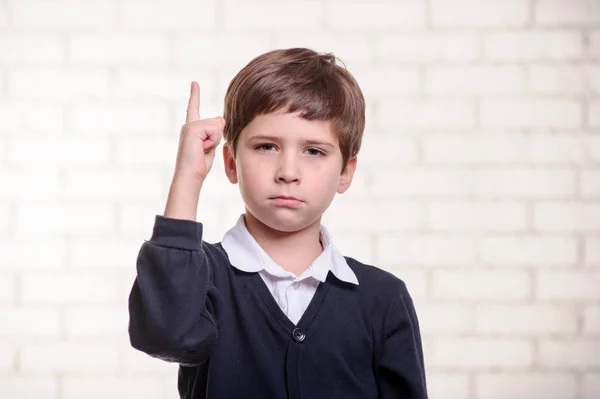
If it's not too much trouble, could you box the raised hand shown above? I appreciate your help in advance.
[174,81,225,182]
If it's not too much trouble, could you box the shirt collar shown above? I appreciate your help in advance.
[221,214,358,285]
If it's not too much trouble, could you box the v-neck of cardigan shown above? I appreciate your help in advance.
[249,272,332,333]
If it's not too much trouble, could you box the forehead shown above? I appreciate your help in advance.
[241,111,337,143]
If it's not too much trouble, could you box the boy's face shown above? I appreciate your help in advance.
[223,110,357,233]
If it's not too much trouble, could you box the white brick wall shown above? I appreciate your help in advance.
[0,0,598,398]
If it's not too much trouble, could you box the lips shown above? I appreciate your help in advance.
[274,196,301,201]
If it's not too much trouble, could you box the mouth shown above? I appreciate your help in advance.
[270,196,303,207]
[273,196,301,201]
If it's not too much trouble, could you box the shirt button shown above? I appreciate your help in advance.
[292,328,306,343]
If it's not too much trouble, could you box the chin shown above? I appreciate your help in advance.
[250,208,320,233]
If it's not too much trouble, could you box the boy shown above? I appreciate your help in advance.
[128,48,428,399]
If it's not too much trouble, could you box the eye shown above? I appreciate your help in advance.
[306,148,325,156]
[255,143,277,151]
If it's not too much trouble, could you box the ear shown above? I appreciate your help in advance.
[223,143,238,184]
[337,156,357,194]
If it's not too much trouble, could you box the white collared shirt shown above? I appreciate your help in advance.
[221,215,359,325]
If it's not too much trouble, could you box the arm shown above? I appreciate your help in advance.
[128,214,222,367]
[128,81,226,367]
[376,287,428,399]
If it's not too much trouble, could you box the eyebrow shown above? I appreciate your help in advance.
[248,135,336,148]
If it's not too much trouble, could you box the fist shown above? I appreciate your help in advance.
[174,81,225,182]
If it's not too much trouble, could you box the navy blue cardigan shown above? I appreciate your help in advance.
[128,215,428,399]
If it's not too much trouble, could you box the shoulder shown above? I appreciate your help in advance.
[344,256,410,300]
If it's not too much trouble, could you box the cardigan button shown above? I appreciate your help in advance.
[292,328,306,343]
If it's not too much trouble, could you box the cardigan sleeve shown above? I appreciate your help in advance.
[376,286,428,398]
[128,215,222,367]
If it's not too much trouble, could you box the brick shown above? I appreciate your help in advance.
[20,342,120,373]
[484,32,583,61]
[480,236,578,267]
[537,271,600,300]
[591,66,600,94]
[477,373,577,399]
[585,238,600,266]
[0,34,64,64]
[118,203,167,236]
[0,170,61,201]
[274,34,375,64]
[592,32,600,58]
[9,68,111,100]
[0,2,7,27]
[0,377,59,399]
[358,135,419,165]
[590,101,600,128]
[581,170,600,198]
[426,65,523,95]
[590,136,600,162]
[15,204,114,235]
[63,171,166,201]
[124,346,178,373]
[433,270,530,300]
[584,306,600,334]
[428,202,527,232]
[423,134,526,164]
[535,0,600,26]
[372,169,473,198]
[173,33,273,67]
[0,308,60,337]
[534,203,600,232]
[529,133,588,164]
[475,305,577,335]
[116,136,178,166]
[426,372,470,399]
[387,269,427,299]
[0,102,63,134]
[120,0,215,29]
[21,272,120,303]
[63,377,163,399]
[476,168,575,199]
[326,0,425,28]
[223,0,322,29]
[538,339,600,368]
[0,203,9,235]
[13,0,116,28]
[432,0,528,27]
[527,65,586,94]
[0,237,66,269]
[481,99,582,129]
[324,202,424,233]
[583,373,600,399]
[418,304,473,334]
[65,305,128,338]
[70,102,170,135]
[379,235,477,267]
[423,133,588,165]
[430,338,533,369]
[70,238,141,269]
[352,66,420,97]
[380,100,475,130]
[0,273,15,304]
[8,136,110,167]
[0,343,15,372]
[379,33,479,62]
[114,70,216,101]
[69,34,169,66]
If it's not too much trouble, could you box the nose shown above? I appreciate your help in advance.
[275,151,300,183]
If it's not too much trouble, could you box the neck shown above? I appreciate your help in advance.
[243,211,324,277]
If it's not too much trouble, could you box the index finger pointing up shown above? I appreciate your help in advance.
[186,81,200,123]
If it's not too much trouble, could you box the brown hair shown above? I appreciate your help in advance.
[223,48,365,172]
